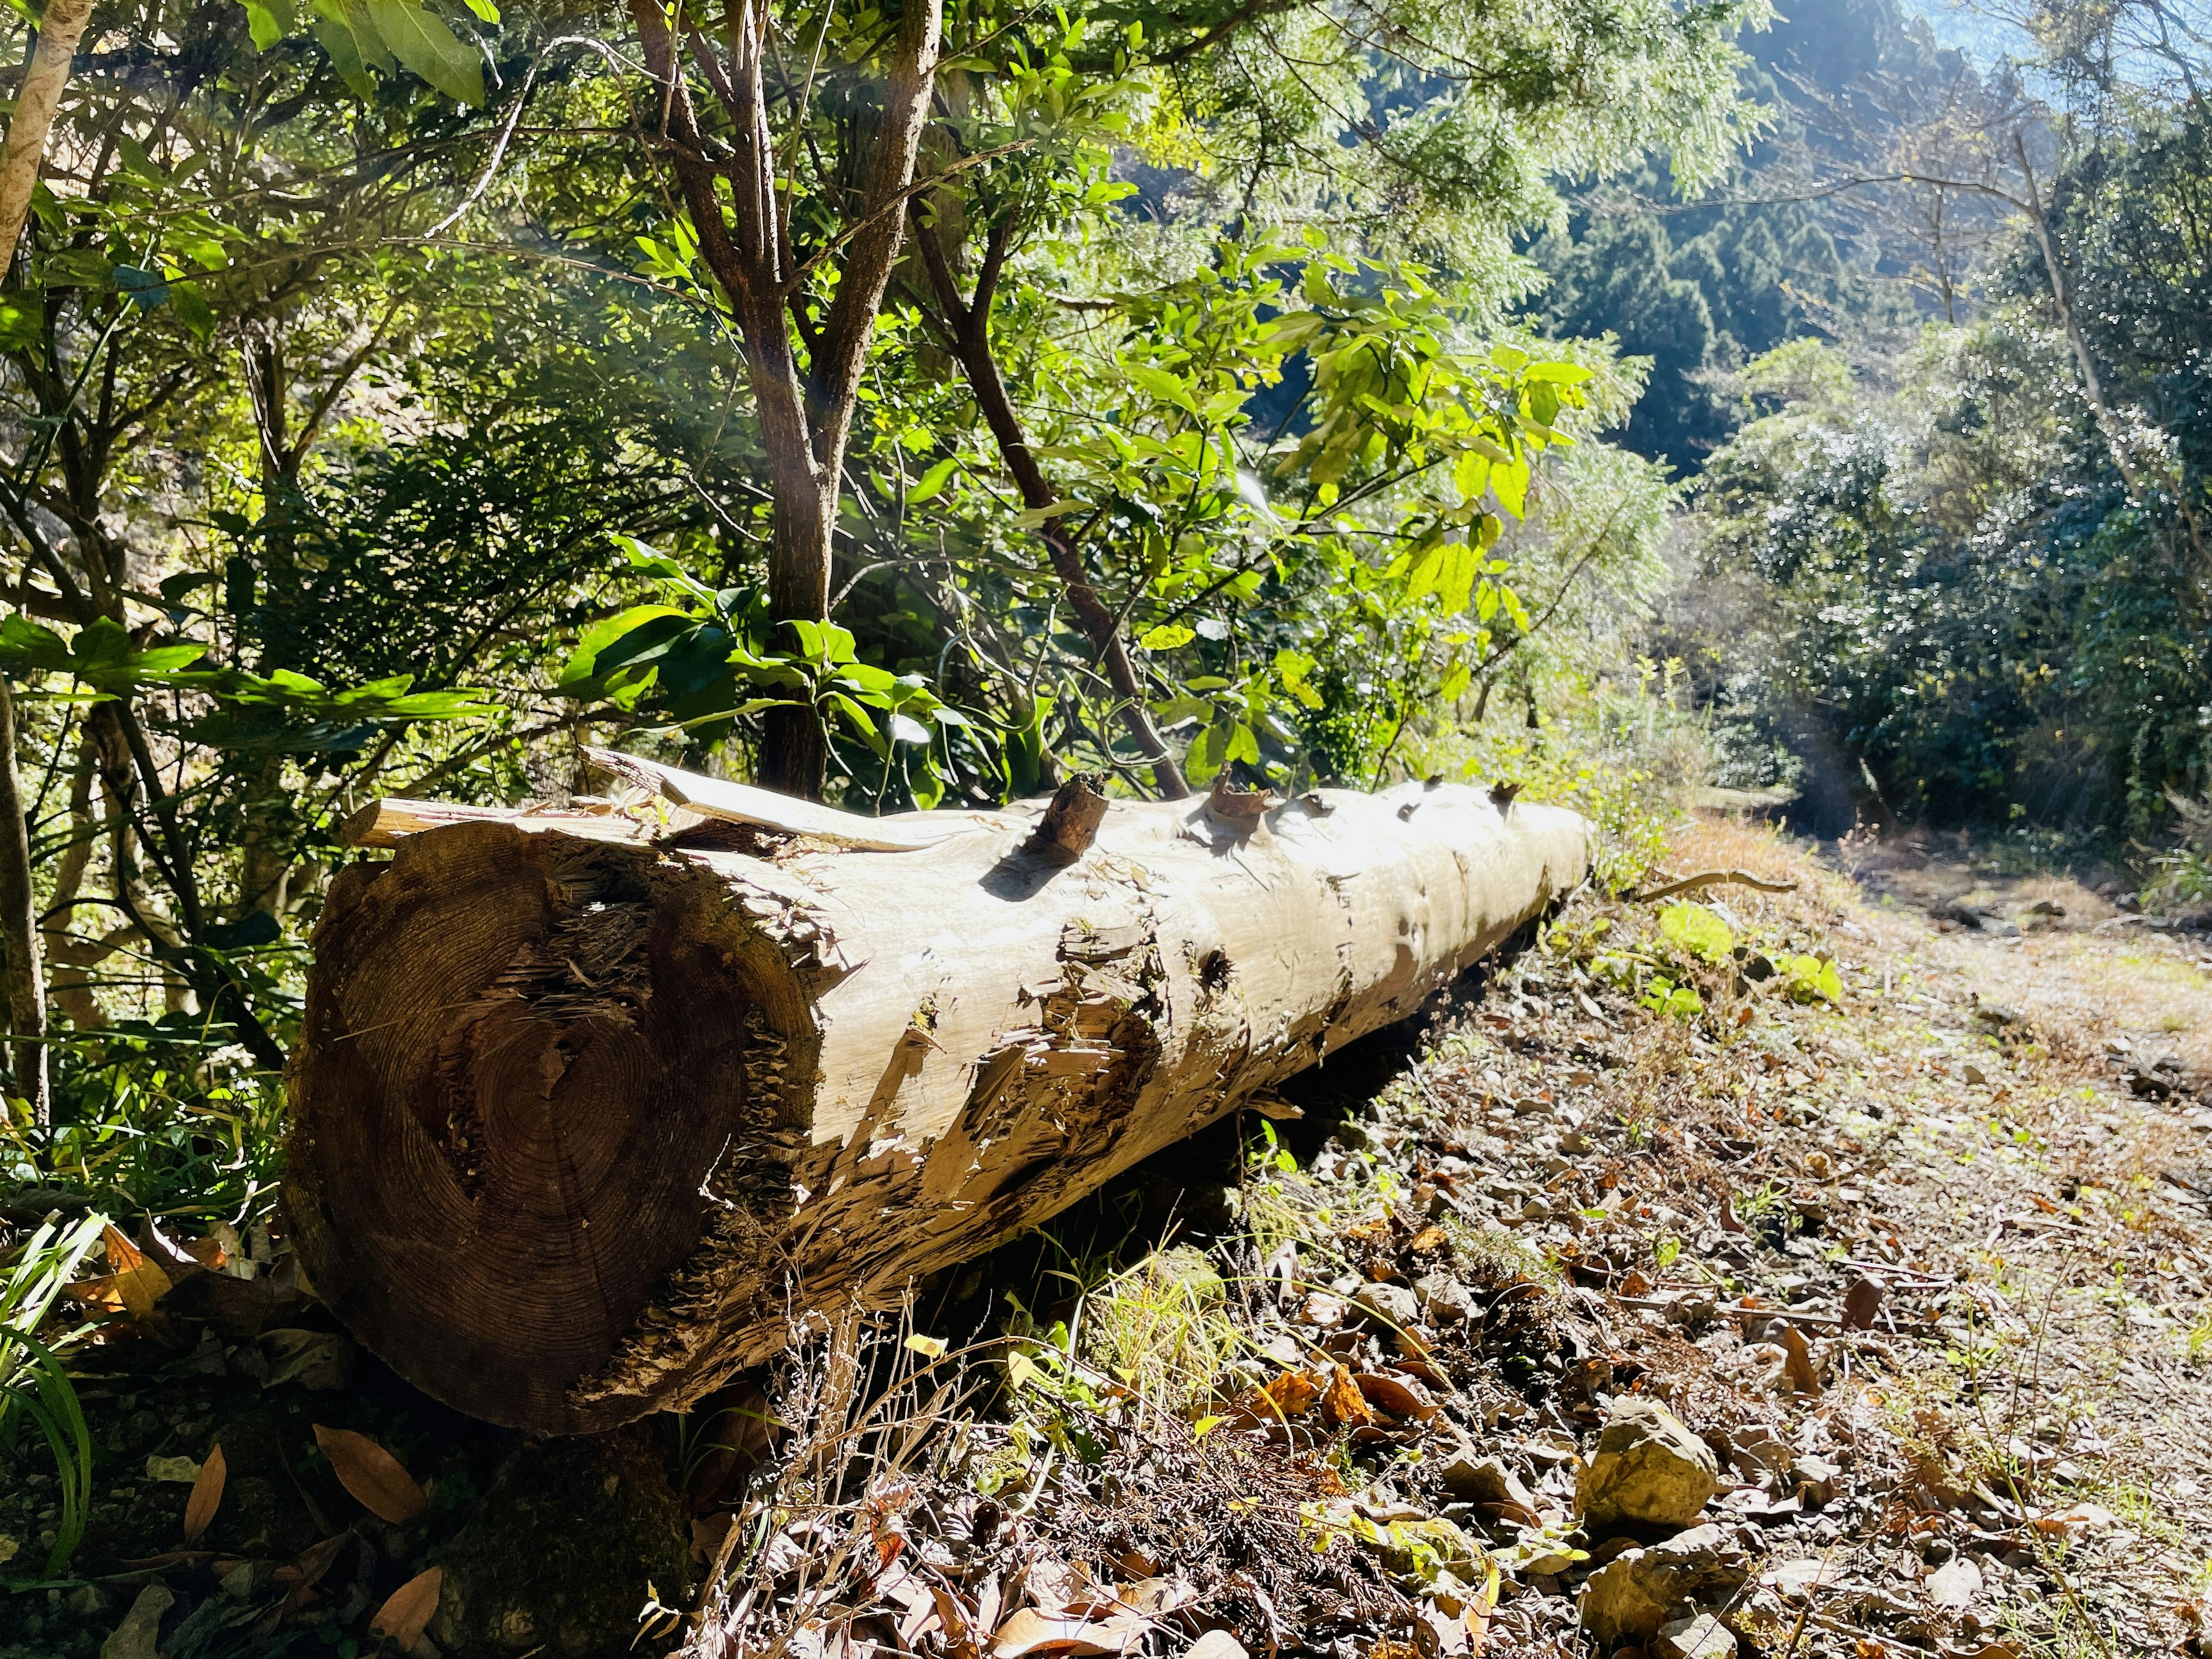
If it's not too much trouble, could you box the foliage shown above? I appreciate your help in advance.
[0,0,1770,1194]
[0,1213,105,1578]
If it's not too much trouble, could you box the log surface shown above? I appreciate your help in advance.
[286,779,1586,1432]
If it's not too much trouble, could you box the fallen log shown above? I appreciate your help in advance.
[285,763,1587,1433]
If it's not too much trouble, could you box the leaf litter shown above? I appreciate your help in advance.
[8,816,2212,1658]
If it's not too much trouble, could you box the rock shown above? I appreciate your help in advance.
[101,1585,174,1659]
[1577,1525,1749,1642]
[1576,1399,1719,1535]
[1183,1634,1249,1659]
[1790,1455,1842,1506]
[1435,1442,1539,1516]
[1656,1612,1738,1659]
[1353,1282,1421,1330]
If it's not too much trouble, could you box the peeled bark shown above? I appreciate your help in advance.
[285,771,1586,1433]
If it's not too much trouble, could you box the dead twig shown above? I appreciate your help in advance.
[1626,869,1800,902]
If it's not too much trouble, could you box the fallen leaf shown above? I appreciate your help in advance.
[690,1512,735,1566]
[262,1329,353,1391]
[1762,1558,1838,1599]
[183,1445,226,1544]
[1407,1226,1448,1253]
[1779,1323,1822,1395]
[313,1425,427,1524]
[989,1607,1132,1658]
[1842,1276,1884,1331]
[1926,1558,1982,1609]
[370,1565,443,1648]
[1320,1365,1374,1428]
[274,1530,352,1593]
[1259,1369,1319,1420]
[1719,1193,1746,1235]
[933,1585,980,1659]
[1354,1372,1437,1421]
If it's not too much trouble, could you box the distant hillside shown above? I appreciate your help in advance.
[1527,0,1975,472]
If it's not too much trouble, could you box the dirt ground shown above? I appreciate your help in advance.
[11,815,2212,1659]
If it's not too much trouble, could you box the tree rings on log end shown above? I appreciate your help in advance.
[285,823,810,1433]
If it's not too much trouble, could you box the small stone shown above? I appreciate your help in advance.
[100,1585,173,1659]
[1577,1525,1747,1642]
[1435,1442,1539,1515]
[1655,1612,1737,1659]
[1577,1399,1720,1535]
[1790,1456,1842,1506]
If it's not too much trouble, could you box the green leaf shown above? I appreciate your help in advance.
[1658,902,1734,964]
[363,0,484,104]
[0,292,40,354]
[1138,623,1195,650]
[1123,362,1196,414]
[906,457,958,504]
[238,0,295,50]
[558,605,690,690]
[171,281,216,341]
[309,0,391,95]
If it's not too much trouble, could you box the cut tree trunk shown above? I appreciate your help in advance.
[285,766,1586,1433]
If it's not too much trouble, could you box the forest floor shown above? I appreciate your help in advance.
[8,815,2212,1659]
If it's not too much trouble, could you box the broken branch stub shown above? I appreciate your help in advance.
[1021,773,1111,862]
[285,770,1586,1433]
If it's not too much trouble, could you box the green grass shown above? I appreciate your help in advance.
[1,1211,107,1579]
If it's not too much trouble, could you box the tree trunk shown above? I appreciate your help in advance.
[285,768,1586,1434]
[0,0,96,281]
[0,679,46,1123]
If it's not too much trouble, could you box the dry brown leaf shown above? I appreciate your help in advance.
[1320,1364,1374,1428]
[989,1607,1128,1658]
[1407,1226,1448,1253]
[273,1531,351,1591]
[1779,1322,1822,1395]
[313,1425,426,1524]
[370,1565,442,1648]
[82,1224,173,1319]
[183,1444,226,1544]
[1354,1372,1437,1422]
[933,1585,980,1659]
[1842,1276,1884,1331]
[1259,1369,1319,1419]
